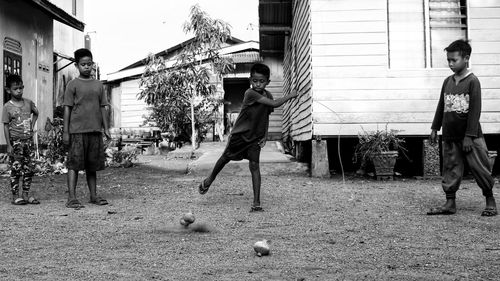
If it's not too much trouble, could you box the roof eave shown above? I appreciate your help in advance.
[26,0,85,31]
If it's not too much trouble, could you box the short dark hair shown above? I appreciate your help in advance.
[250,63,270,80]
[444,39,471,58]
[74,48,93,63]
[5,74,22,88]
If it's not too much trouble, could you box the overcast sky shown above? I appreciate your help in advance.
[83,0,259,78]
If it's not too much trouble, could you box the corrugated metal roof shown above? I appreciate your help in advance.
[26,0,85,31]
[258,0,292,56]
[222,51,262,63]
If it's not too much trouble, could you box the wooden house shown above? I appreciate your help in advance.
[0,0,85,146]
[105,39,285,140]
[259,0,500,176]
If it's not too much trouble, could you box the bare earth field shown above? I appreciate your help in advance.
[1,156,499,281]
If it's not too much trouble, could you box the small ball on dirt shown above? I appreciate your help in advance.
[253,240,270,257]
[179,218,189,227]
[182,212,195,224]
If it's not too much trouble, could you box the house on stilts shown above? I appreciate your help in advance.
[259,0,500,177]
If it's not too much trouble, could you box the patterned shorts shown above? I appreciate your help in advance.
[9,138,36,177]
[66,132,106,171]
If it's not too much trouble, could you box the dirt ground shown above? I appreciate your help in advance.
[1,156,499,281]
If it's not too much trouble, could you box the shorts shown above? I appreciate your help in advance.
[222,134,261,162]
[66,132,106,171]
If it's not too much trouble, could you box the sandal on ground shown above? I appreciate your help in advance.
[481,207,497,217]
[27,197,40,204]
[427,207,456,215]
[198,180,210,195]
[22,192,40,204]
[11,197,27,205]
[89,196,108,205]
[250,206,263,212]
[66,199,85,209]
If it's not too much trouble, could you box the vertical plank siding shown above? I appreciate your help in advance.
[307,0,500,137]
[119,79,149,128]
[282,0,313,142]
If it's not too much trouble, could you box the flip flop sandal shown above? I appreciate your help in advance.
[11,197,27,205]
[27,197,40,204]
[427,207,456,215]
[66,199,85,209]
[250,206,263,212]
[481,207,498,217]
[89,197,108,205]
[198,180,210,195]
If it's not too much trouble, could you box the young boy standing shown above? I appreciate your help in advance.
[198,63,298,211]
[63,48,110,209]
[428,39,497,216]
[2,74,39,205]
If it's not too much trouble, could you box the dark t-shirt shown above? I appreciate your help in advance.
[230,88,274,142]
[1,98,37,140]
[431,73,483,141]
[63,78,108,134]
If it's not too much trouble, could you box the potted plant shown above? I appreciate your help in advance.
[354,126,407,179]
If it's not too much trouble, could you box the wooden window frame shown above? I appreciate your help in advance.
[3,50,22,102]
[387,0,468,69]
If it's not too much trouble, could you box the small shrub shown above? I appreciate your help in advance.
[105,145,139,168]
[354,125,407,163]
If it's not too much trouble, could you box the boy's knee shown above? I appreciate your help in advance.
[249,161,260,171]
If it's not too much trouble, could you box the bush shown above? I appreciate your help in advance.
[105,145,139,168]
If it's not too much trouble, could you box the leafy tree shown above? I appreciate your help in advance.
[139,4,233,150]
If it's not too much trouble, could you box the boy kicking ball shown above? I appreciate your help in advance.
[198,63,298,212]
[428,39,497,216]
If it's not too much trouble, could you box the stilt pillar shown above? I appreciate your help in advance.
[311,139,329,178]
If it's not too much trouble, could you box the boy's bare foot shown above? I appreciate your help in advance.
[481,197,497,216]
[427,199,456,215]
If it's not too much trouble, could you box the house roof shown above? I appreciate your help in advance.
[25,0,85,31]
[119,37,245,71]
[258,0,292,57]
[106,41,261,83]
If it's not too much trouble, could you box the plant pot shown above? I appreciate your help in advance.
[371,151,398,177]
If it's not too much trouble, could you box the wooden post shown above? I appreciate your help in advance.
[311,139,329,178]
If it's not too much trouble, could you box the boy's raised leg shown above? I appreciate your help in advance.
[249,161,262,211]
[199,155,229,194]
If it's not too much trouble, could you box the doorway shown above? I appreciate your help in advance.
[223,78,249,135]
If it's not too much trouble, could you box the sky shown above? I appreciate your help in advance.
[83,0,259,78]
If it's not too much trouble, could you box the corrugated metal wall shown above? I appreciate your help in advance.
[282,0,313,141]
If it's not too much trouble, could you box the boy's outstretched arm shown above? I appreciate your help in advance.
[63,106,71,146]
[101,105,110,140]
[255,90,298,108]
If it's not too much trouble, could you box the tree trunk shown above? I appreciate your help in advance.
[191,101,196,151]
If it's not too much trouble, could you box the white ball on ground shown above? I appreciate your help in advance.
[253,240,270,257]
[182,212,195,224]
[179,218,189,227]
